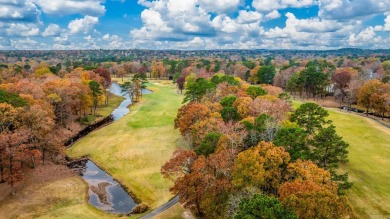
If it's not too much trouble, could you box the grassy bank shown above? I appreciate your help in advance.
[82,92,125,125]
[68,81,183,208]
[293,100,390,218]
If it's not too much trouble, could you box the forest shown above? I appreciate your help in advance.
[0,51,389,218]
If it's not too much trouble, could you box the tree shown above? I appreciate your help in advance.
[372,83,390,119]
[243,60,256,69]
[332,71,351,103]
[1,129,36,195]
[161,149,198,179]
[34,67,52,76]
[93,68,111,89]
[234,194,297,219]
[309,125,348,169]
[286,72,301,96]
[221,107,240,122]
[89,80,102,116]
[298,65,329,98]
[121,79,143,102]
[246,86,266,99]
[93,68,112,106]
[121,81,134,98]
[274,127,309,161]
[233,97,252,118]
[279,179,354,219]
[232,142,290,195]
[290,103,330,134]
[258,66,276,84]
[163,155,206,216]
[0,89,27,108]
[220,95,240,121]
[130,77,143,102]
[195,133,221,156]
[183,78,214,103]
[357,79,382,116]
[162,150,234,217]
[174,102,211,136]
[176,76,185,94]
[117,67,126,82]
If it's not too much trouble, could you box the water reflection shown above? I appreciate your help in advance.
[81,161,137,214]
[109,82,151,121]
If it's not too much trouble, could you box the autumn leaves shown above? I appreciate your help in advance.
[162,75,354,218]
[0,67,111,195]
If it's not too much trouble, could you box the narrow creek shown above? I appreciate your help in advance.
[70,82,151,214]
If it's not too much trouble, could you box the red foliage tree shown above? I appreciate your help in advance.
[93,68,112,89]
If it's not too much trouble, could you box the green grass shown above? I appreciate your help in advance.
[68,81,184,209]
[293,100,390,218]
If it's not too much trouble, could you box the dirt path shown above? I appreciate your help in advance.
[139,195,180,219]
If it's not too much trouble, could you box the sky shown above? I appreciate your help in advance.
[0,0,390,50]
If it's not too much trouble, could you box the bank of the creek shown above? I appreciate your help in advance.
[68,82,151,214]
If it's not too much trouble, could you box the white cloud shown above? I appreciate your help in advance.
[348,27,383,47]
[252,0,318,12]
[3,0,390,50]
[101,33,126,49]
[33,0,106,16]
[237,10,263,24]
[0,0,40,22]
[384,16,390,31]
[374,15,390,31]
[54,34,70,45]
[198,0,242,13]
[295,17,342,33]
[68,16,99,35]
[265,12,342,37]
[212,15,240,33]
[319,0,390,20]
[262,12,360,49]
[131,0,214,41]
[265,10,281,20]
[6,23,40,36]
[42,24,61,37]
[10,37,37,49]
[138,0,242,14]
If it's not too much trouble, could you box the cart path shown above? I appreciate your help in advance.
[139,195,180,219]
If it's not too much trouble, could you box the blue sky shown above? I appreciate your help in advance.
[0,0,389,50]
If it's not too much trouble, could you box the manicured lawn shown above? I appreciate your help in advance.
[68,81,184,209]
[293,100,390,218]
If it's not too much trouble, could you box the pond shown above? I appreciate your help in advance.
[80,160,137,214]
